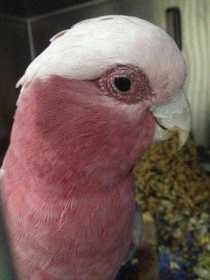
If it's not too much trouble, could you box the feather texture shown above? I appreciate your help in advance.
[17,15,186,104]
[1,15,190,280]
[2,76,156,279]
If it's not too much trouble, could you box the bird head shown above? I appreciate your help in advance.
[14,15,190,192]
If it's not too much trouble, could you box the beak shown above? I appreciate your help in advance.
[151,91,191,148]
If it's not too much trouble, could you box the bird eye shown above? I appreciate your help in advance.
[98,65,152,104]
[113,76,132,93]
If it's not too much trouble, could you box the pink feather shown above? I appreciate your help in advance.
[2,76,156,279]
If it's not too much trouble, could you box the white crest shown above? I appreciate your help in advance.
[17,15,186,100]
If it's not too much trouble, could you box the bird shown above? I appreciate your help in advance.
[0,15,190,280]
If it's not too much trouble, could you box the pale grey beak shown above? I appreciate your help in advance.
[151,90,191,148]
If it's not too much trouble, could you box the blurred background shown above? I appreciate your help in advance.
[0,0,210,163]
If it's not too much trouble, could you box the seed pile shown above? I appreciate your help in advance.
[134,134,210,279]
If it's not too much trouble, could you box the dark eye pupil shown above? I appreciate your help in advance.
[114,77,131,92]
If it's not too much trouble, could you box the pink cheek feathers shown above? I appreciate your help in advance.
[11,75,156,197]
[2,75,156,279]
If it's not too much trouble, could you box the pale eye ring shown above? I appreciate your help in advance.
[98,64,152,104]
[112,76,132,93]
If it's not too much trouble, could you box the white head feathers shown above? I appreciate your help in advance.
[17,15,186,99]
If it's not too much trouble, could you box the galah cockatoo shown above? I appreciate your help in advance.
[0,15,190,280]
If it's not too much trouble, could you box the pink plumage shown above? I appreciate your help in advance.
[1,15,189,280]
[3,76,155,279]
